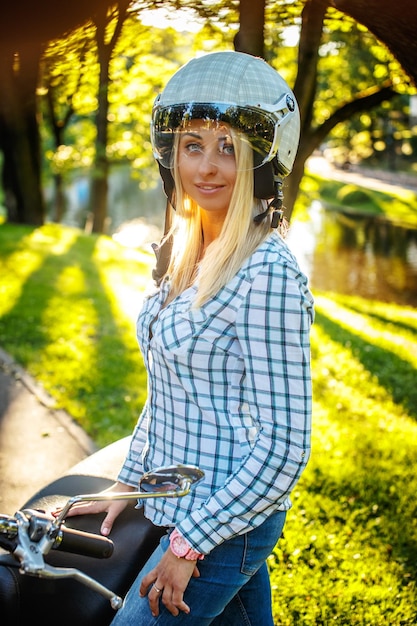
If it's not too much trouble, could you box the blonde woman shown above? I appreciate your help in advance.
[65,51,314,626]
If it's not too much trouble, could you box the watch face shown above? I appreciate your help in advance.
[172,535,189,557]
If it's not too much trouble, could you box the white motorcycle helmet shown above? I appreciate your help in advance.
[151,50,300,202]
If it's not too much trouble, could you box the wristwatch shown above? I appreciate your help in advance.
[169,529,204,561]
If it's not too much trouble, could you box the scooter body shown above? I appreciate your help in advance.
[0,437,200,626]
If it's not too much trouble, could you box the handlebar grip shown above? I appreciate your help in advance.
[56,526,114,559]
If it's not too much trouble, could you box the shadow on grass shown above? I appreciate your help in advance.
[344,305,417,336]
[0,229,143,442]
[314,309,417,420]
[309,308,417,582]
[0,223,36,258]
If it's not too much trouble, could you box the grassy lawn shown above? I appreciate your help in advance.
[0,222,153,445]
[271,293,417,624]
[0,216,416,624]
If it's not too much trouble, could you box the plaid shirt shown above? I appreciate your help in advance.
[118,231,314,554]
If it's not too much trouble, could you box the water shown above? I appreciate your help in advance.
[48,167,167,252]
[52,169,417,307]
[287,201,417,307]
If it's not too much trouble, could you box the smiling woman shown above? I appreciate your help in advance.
[175,120,238,225]
[60,50,314,626]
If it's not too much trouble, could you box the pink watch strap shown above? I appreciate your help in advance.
[170,528,204,561]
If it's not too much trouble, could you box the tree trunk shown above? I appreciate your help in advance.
[53,173,67,223]
[89,1,130,234]
[89,25,111,234]
[293,0,329,132]
[0,45,45,225]
[235,0,266,58]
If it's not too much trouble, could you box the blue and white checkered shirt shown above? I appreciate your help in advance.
[118,231,314,554]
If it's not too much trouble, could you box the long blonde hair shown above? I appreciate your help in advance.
[165,128,277,307]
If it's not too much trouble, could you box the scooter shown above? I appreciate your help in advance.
[0,436,204,626]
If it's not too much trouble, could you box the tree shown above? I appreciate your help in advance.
[0,43,44,224]
[88,1,131,234]
[332,0,417,87]
[40,11,186,234]
[230,0,403,218]
[2,0,417,227]
[284,0,400,217]
[41,27,92,222]
[0,0,114,225]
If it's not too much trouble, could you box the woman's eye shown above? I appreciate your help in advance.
[184,142,202,154]
[219,142,235,156]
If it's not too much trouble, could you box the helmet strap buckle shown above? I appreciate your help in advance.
[253,170,284,229]
[269,178,284,228]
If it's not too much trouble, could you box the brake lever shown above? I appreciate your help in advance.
[12,510,122,609]
[27,562,123,609]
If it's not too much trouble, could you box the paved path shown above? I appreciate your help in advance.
[0,348,96,515]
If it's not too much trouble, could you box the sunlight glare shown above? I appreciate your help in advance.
[141,7,203,33]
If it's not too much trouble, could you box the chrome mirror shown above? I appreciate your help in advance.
[54,465,204,525]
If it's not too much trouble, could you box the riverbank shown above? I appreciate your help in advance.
[307,155,417,195]
[303,157,417,229]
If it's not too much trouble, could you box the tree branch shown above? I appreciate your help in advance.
[302,81,398,157]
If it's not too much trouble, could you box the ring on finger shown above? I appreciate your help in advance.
[153,584,162,594]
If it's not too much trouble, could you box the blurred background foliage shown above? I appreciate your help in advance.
[1,0,416,232]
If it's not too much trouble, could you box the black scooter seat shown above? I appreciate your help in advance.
[0,437,166,626]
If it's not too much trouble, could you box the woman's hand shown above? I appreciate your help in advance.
[140,548,200,617]
[52,481,135,536]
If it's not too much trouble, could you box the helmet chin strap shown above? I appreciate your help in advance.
[269,178,284,228]
[253,164,284,229]
[152,196,174,286]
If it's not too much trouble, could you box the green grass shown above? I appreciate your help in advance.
[271,293,417,624]
[0,222,154,446]
[0,221,416,623]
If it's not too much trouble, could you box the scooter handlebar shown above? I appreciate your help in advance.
[0,512,113,560]
[56,525,114,559]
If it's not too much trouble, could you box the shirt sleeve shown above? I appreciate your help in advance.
[178,258,314,553]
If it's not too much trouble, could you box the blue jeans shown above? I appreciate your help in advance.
[110,510,286,625]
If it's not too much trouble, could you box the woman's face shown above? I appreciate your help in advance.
[177,120,237,219]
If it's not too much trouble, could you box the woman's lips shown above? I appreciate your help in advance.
[196,184,224,193]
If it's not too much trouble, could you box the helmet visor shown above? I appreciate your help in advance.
[151,102,281,171]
